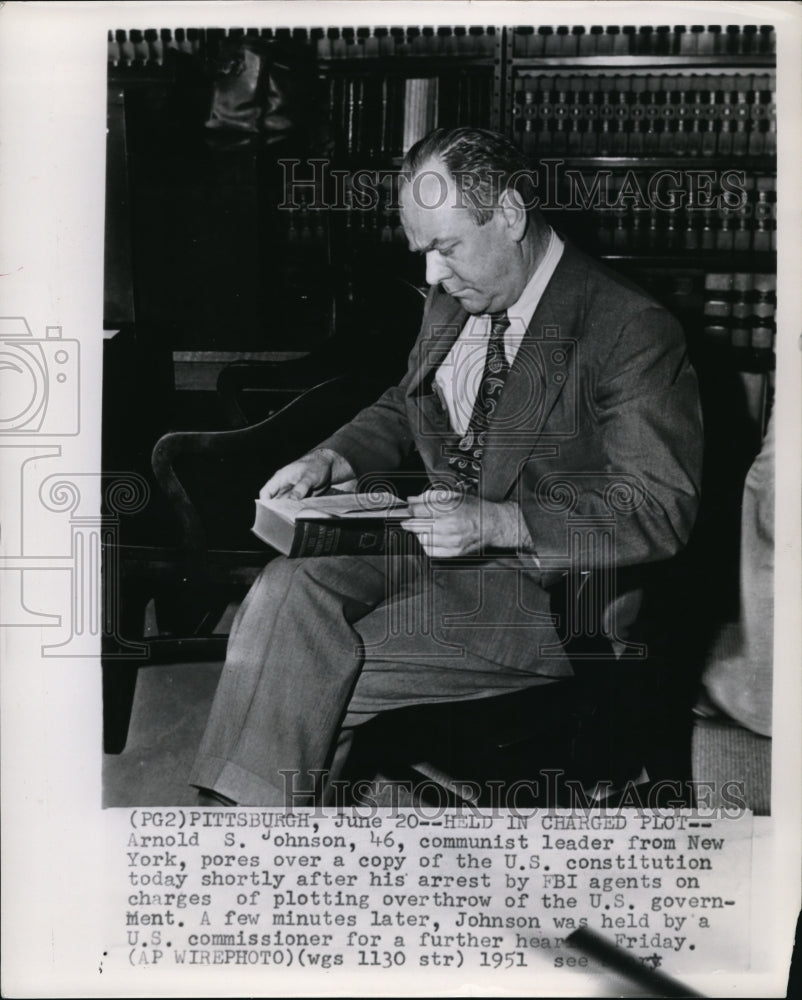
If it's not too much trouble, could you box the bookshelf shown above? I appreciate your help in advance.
[500,24,776,389]
[106,22,777,379]
[508,24,775,58]
[493,24,776,625]
[309,26,500,314]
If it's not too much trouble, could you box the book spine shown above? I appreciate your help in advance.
[428,77,439,132]
[345,77,357,156]
[289,519,418,557]
[402,78,415,153]
[379,76,390,158]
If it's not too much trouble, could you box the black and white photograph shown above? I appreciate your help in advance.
[1,2,801,996]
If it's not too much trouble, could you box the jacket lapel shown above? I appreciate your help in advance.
[404,244,590,497]
[406,291,467,472]
[480,245,586,499]
[407,290,468,397]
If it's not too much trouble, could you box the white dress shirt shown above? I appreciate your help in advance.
[434,228,565,435]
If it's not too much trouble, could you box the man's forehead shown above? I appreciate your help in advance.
[400,158,456,209]
[401,203,476,253]
[400,166,479,233]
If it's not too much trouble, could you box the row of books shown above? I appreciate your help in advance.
[702,273,776,350]
[108,28,202,66]
[295,24,778,61]
[339,210,409,248]
[518,117,777,158]
[511,24,776,58]
[107,25,334,63]
[594,269,776,356]
[276,167,777,254]
[590,205,776,254]
[327,72,492,158]
[107,25,777,69]
[273,208,777,357]
[563,172,776,252]
[315,26,498,59]
[280,201,329,249]
[514,72,775,158]
[514,73,776,110]
[276,191,409,249]
[704,271,776,301]
[279,207,777,258]
[106,26,500,67]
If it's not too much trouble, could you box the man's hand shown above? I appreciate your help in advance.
[401,489,534,559]
[261,448,356,500]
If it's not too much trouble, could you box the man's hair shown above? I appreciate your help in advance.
[401,126,538,225]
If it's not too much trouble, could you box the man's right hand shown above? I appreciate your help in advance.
[260,448,356,500]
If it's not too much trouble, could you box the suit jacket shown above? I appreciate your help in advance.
[320,243,703,674]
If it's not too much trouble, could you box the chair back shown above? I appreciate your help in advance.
[150,374,388,574]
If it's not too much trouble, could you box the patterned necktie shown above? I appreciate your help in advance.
[447,310,511,490]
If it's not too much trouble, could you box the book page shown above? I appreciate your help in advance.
[263,493,409,520]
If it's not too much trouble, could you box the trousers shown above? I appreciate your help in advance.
[189,552,555,805]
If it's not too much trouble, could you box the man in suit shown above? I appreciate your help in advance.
[189,127,703,807]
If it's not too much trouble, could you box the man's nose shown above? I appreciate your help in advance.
[425,250,453,287]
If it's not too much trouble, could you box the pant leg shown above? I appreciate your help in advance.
[190,552,558,805]
[321,584,559,799]
[189,553,394,805]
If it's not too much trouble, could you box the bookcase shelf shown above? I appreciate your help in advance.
[508,24,775,61]
[312,23,778,373]
[319,56,497,70]
[510,55,777,69]
[599,252,776,267]
[527,157,777,170]
[320,59,496,171]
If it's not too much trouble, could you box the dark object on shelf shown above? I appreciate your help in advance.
[205,35,331,151]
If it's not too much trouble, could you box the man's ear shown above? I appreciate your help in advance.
[498,186,529,242]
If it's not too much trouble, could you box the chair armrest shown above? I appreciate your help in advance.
[151,374,388,565]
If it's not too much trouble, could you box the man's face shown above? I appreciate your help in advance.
[399,161,523,315]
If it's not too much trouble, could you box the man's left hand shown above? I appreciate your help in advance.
[402,490,531,558]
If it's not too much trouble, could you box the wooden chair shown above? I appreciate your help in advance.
[105,371,699,811]
[102,373,389,752]
[105,366,697,807]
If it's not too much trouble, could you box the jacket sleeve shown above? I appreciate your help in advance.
[519,306,704,571]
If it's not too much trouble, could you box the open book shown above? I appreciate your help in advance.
[252,491,418,557]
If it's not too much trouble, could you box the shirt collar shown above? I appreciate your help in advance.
[496,227,564,328]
